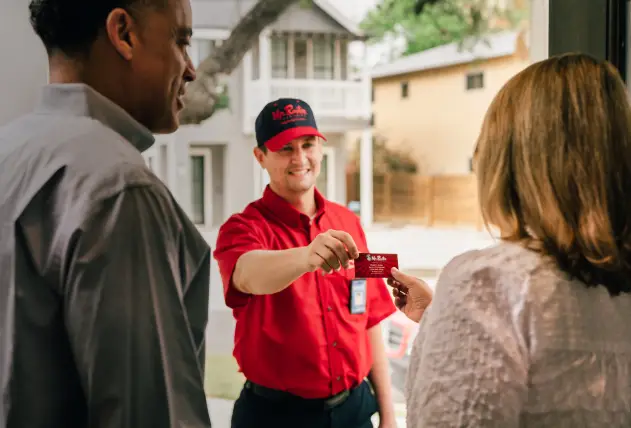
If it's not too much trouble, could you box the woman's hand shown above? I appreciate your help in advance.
[387,267,433,323]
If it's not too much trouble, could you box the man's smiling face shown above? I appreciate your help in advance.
[255,136,324,195]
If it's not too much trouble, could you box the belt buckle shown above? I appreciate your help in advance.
[324,390,350,409]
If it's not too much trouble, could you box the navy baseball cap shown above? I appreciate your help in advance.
[255,98,326,152]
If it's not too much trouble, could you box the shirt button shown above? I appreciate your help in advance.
[336,376,341,381]
[327,306,332,311]
[332,341,337,347]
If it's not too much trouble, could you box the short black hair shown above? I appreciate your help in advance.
[28,0,167,56]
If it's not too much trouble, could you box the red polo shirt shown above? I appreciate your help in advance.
[213,186,396,399]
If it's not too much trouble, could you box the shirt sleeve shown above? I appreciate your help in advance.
[355,220,397,328]
[405,253,528,428]
[62,185,211,428]
[213,215,266,309]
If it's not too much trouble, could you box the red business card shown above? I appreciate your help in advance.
[354,253,399,278]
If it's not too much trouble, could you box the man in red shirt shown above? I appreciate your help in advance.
[213,98,397,428]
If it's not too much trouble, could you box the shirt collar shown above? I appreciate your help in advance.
[34,83,155,153]
[261,185,327,228]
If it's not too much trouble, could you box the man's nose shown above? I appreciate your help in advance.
[290,148,307,163]
[184,55,196,83]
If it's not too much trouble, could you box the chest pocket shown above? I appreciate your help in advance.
[328,267,360,310]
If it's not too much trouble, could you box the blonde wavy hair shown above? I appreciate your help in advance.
[474,53,631,294]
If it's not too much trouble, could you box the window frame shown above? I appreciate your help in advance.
[312,37,335,80]
[465,72,485,90]
[190,147,213,228]
[189,28,228,69]
[271,35,289,79]
[401,81,409,98]
[319,146,337,201]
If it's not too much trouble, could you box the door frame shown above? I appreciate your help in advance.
[321,146,336,201]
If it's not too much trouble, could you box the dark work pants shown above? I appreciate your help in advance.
[230,380,379,428]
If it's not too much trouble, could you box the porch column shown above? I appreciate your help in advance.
[530,0,549,63]
[306,37,314,79]
[259,29,272,102]
[288,33,295,78]
[334,37,342,80]
[359,128,373,228]
[242,51,253,133]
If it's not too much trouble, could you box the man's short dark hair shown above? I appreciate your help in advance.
[28,0,168,56]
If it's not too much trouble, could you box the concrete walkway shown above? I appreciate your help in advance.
[207,398,407,427]
[365,224,496,271]
[207,398,233,427]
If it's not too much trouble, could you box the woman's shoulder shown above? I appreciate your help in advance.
[435,241,547,305]
[445,241,542,276]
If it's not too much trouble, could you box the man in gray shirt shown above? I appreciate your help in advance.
[0,0,212,427]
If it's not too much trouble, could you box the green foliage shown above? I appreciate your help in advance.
[360,0,467,55]
[360,0,527,57]
[215,83,230,110]
[357,135,419,174]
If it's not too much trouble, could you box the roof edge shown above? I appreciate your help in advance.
[313,0,364,37]
[370,30,522,79]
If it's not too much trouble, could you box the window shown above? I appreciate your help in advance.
[145,155,155,172]
[189,35,231,110]
[190,147,212,227]
[271,36,288,78]
[401,81,409,98]
[313,38,335,80]
[190,146,226,228]
[189,38,221,68]
[294,38,308,79]
[466,72,484,90]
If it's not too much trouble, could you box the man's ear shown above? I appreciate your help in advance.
[104,8,137,61]
[253,147,266,166]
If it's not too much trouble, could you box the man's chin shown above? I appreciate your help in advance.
[150,114,180,134]
[288,181,316,193]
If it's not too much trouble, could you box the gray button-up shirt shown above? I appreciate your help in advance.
[0,84,212,427]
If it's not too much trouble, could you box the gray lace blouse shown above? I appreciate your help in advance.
[405,241,631,427]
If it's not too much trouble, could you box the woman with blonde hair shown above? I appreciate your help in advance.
[390,53,631,427]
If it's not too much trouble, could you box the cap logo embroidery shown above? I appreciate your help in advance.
[272,104,308,124]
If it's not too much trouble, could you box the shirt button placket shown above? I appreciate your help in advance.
[310,222,340,390]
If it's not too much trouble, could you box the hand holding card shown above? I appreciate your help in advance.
[303,229,360,274]
[388,267,433,323]
[354,253,399,279]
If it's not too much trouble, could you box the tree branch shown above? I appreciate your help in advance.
[178,0,301,125]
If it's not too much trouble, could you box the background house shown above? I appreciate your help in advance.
[141,0,373,399]
[344,30,530,229]
[369,30,530,175]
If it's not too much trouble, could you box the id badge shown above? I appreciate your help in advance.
[349,279,367,314]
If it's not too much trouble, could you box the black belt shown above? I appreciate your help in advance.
[244,380,356,409]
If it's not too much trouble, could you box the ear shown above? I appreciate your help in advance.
[253,147,266,166]
[104,8,138,61]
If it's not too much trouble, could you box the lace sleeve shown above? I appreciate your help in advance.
[405,252,530,428]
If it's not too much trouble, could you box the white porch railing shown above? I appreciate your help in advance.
[244,79,371,132]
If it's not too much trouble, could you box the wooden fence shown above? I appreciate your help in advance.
[347,171,484,229]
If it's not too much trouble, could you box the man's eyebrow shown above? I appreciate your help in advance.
[175,27,193,38]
